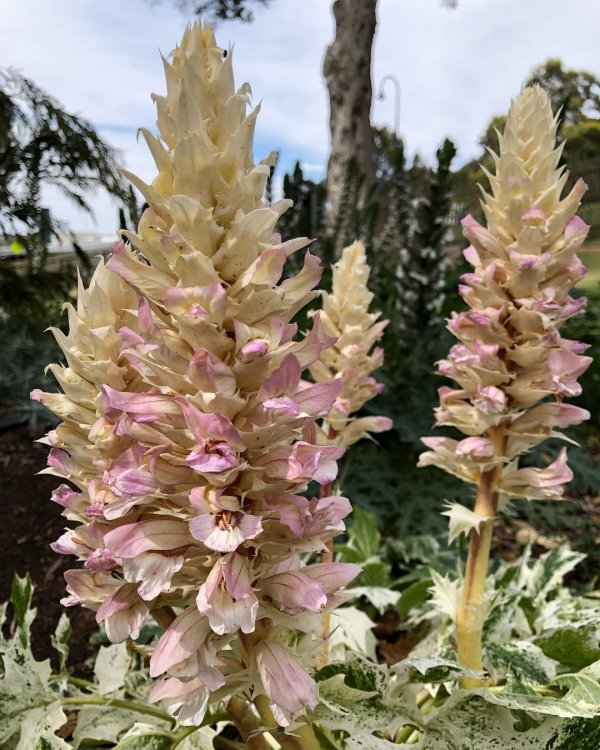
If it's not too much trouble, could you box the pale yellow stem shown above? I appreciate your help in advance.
[253,695,321,750]
[227,696,273,750]
[455,465,499,689]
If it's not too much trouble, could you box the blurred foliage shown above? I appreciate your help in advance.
[454,59,600,227]
[0,264,68,427]
[152,0,270,23]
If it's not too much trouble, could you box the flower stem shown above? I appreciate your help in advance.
[320,425,339,659]
[455,464,499,688]
[253,694,321,750]
[226,696,273,750]
[152,605,177,630]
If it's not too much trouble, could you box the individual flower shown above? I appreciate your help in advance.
[33,22,358,727]
[419,86,591,685]
[309,240,392,446]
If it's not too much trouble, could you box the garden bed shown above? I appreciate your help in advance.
[0,425,96,671]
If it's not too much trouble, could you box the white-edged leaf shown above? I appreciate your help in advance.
[114,722,173,750]
[442,501,490,544]
[179,725,220,749]
[394,656,478,685]
[318,673,378,704]
[527,546,586,606]
[328,606,377,662]
[487,641,558,684]
[51,613,71,673]
[418,694,567,749]
[429,570,461,622]
[0,642,55,743]
[346,734,399,749]
[346,586,400,613]
[94,642,131,695]
[73,707,148,747]
[16,701,71,750]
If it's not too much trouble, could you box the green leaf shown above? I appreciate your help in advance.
[51,614,71,674]
[543,716,600,749]
[535,615,600,671]
[397,578,432,618]
[10,573,35,647]
[359,560,392,588]
[10,573,33,628]
[487,641,558,684]
[346,508,381,561]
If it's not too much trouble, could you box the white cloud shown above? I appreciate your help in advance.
[1,0,599,232]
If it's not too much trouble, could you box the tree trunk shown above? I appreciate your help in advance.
[323,0,377,230]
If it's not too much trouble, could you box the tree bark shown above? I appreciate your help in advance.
[323,0,377,230]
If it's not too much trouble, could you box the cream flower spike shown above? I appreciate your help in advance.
[419,85,591,688]
[309,240,392,447]
[32,21,360,730]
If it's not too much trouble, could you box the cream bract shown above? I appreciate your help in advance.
[420,86,591,509]
[309,240,392,446]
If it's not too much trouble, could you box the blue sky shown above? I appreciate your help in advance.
[2,0,599,234]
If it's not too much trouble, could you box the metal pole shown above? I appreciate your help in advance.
[377,74,401,135]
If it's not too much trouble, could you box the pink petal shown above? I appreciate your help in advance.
[258,355,301,401]
[255,641,319,726]
[260,571,327,614]
[104,519,191,558]
[150,607,211,677]
[176,398,245,449]
[101,386,179,423]
[302,562,361,593]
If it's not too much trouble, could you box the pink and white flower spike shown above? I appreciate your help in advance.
[33,21,358,728]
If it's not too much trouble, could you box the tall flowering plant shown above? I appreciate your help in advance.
[419,85,591,687]
[309,240,392,449]
[32,22,359,734]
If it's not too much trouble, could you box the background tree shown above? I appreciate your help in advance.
[0,70,128,273]
[0,70,130,420]
[526,57,600,127]
[563,119,600,164]
[323,0,377,227]
[453,59,600,223]
[151,0,458,228]
[167,0,268,22]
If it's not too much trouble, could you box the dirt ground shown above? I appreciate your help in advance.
[0,426,96,671]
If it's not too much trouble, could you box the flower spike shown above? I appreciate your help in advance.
[419,86,591,686]
[33,21,358,728]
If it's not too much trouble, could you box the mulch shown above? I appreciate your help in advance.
[0,425,96,672]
